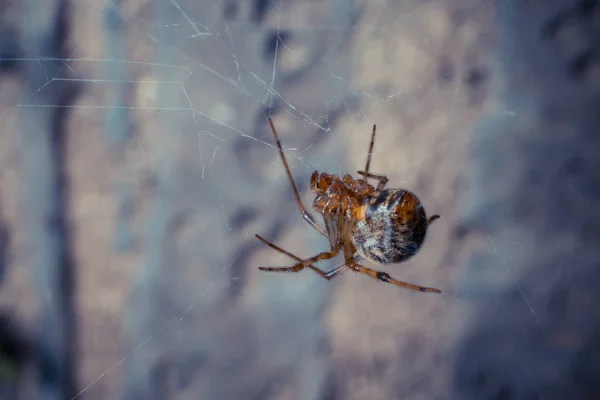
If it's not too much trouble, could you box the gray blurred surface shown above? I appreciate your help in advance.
[123,0,355,399]
[455,0,600,399]
[17,0,79,398]
[0,0,598,399]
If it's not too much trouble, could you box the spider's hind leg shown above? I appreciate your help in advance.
[346,259,441,293]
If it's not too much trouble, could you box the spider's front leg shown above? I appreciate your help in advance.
[266,117,328,238]
[257,213,347,279]
[259,242,342,274]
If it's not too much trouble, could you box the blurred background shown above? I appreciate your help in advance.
[0,0,599,399]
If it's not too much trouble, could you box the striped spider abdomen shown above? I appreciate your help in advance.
[352,189,435,264]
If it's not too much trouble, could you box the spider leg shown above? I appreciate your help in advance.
[320,264,347,279]
[259,262,346,279]
[255,234,347,280]
[346,259,441,293]
[357,170,388,191]
[363,124,377,176]
[267,117,328,238]
[258,214,347,277]
[259,245,341,275]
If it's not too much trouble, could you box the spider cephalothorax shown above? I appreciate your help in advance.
[256,118,441,293]
[310,171,375,216]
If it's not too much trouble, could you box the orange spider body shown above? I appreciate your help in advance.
[256,118,441,293]
[310,172,435,264]
[310,172,372,217]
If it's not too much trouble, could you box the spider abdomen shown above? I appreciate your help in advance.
[352,189,429,264]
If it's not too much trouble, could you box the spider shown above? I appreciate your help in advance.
[255,117,441,293]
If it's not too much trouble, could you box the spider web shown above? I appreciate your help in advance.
[0,0,537,399]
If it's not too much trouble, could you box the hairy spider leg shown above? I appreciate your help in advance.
[357,170,388,191]
[258,241,342,274]
[258,214,349,275]
[363,124,377,176]
[255,234,348,280]
[347,259,442,293]
[267,117,328,238]
[358,125,390,191]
